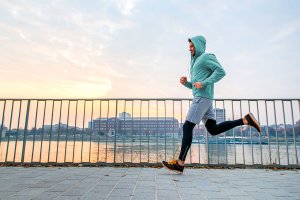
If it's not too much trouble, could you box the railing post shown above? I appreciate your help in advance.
[21,100,31,163]
[290,100,298,165]
[114,100,118,163]
[0,100,6,156]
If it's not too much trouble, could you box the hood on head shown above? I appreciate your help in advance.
[189,35,206,57]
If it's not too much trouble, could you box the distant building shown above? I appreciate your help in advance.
[43,123,76,132]
[270,124,295,131]
[1,125,7,138]
[193,124,206,137]
[296,119,300,127]
[119,112,131,119]
[89,112,180,137]
[215,108,226,124]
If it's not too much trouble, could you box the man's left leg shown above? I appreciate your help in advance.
[161,120,196,173]
[161,97,212,173]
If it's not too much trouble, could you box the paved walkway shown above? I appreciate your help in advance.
[0,167,299,200]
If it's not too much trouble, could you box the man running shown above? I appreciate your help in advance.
[162,35,261,173]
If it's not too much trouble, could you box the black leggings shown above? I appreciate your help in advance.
[178,118,243,161]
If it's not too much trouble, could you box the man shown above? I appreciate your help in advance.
[162,35,261,173]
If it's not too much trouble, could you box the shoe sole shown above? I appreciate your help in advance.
[249,113,262,133]
[161,162,183,174]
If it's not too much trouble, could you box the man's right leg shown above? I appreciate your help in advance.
[205,113,261,135]
[205,118,243,135]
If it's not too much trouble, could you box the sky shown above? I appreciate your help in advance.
[0,0,300,99]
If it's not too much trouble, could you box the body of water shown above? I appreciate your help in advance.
[0,140,299,166]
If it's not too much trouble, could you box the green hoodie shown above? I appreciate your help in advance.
[184,35,226,99]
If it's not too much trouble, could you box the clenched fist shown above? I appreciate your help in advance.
[180,76,187,85]
[193,82,203,89]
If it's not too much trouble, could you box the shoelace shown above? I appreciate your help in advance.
[167,159,177,165]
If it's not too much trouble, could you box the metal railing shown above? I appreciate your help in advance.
[0,98,299,168]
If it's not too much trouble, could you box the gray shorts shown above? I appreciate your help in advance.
[186,97,215,124]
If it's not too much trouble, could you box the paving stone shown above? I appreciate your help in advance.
[59,180,81,185]
[109,188,134,197]
[32,191,62,200]
[55,195,82,200]
[97,180,119,186]
[134,188,156,193]
[228,195,255,200]
[131,192,155,200]
[0,191,17,199]
[15,188,45,196]
[4,195,35,200]
[178,188,202,195]
[114,183,136,189]
[180,193,207,200]
[5,184,32,192]
[46,184,73,192]
[107,196,131,200]
[246,191,277,200]
[221,188,249,196]
[157,189,180,197]
[81,191,107,200]
[156,195,181,200]
[61,187,91,196]
[28,181,58,188]
[200,191,230,199]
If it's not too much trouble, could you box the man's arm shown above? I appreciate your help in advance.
[201,54,226,87]
[180,76,193,89]
[184,81,192,89]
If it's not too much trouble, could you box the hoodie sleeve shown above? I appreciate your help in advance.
[201,54,226,87]
[184,81,192,89]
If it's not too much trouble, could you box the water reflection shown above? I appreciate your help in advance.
[0,140,299,166]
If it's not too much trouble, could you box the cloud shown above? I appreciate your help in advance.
[268,20,300,43]
[114,0,137,16]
